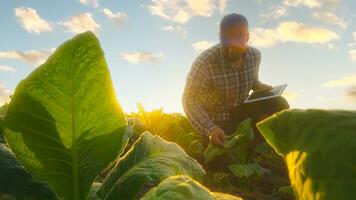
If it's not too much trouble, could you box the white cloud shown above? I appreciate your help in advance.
[187,0,215,16]
[316,95,328,101]
[120,51,164,64]
[79,0,99,8]
[350,49,356,62]
[283,0,322,8]
[147,0,229,24]
[0,48,55,66]
[347,32,356,47]
[325,72,356,104]
[282,90,299,102]
[15,7,53,34]
[327,43,337,50]
[0,84,11,105]
[60,13,100,34]
[192,40,215,51]
[277,21,339,43]
[322,74,356,88]
[250,28,279,47]
[0,65,16,72]
[218,0,229,13]
[260,5,289,19]
[102,8,127,26]
[283,0,341,9]
[345,86,356,103]
[312,11,347,30]
[147,0,189,24]
[161,25,187,37]
[348,32,356,47]
[250,21,339,47]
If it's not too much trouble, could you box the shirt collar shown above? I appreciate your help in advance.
[218,44,228,68]
[218,43,250,69]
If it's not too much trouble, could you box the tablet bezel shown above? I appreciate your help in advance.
[243,84,287,104]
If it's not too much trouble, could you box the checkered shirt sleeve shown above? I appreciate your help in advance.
[182,60,218,136]
[252,49,262,90]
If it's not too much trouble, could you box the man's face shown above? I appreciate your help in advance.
[221,25,249,62]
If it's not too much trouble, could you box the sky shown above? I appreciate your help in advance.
[0,0,356,113]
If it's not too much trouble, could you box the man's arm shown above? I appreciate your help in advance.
[251,49,272,91]
[182,62,218,136]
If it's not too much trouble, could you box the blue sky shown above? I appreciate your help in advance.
[0,0,355,113]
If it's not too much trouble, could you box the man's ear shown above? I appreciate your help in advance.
[246,31,249,43]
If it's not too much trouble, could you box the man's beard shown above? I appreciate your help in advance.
[223,47,246,62]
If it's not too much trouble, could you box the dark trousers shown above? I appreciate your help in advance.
[214,96,289,136]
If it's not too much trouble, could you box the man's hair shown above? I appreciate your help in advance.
[219,13,248,35]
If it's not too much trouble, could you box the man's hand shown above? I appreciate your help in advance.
[254,83,273,91]
[209,127,227,146]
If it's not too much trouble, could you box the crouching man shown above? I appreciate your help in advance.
[182,13,289,154]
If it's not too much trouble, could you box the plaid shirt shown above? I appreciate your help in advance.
[182,43,262,136]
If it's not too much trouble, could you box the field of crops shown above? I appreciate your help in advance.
[0,32,355,200]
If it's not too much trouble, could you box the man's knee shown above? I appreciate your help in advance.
[275,96,290,110]
[256,96,289,116]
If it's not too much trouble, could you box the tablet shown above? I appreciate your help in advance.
[244,84,287,103]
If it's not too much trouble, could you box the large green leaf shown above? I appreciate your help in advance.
[0,103,8,116]
[3,31,128,200]
[212,193,243,200]
[257,109,356,200]
[0,116,4,143]
[0,103,8,143]
[88,182,102,200]
[140,175,242,200]
[174,130,205,160]
[98,132,206,200]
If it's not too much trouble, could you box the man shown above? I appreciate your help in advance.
[182,13,289,147]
